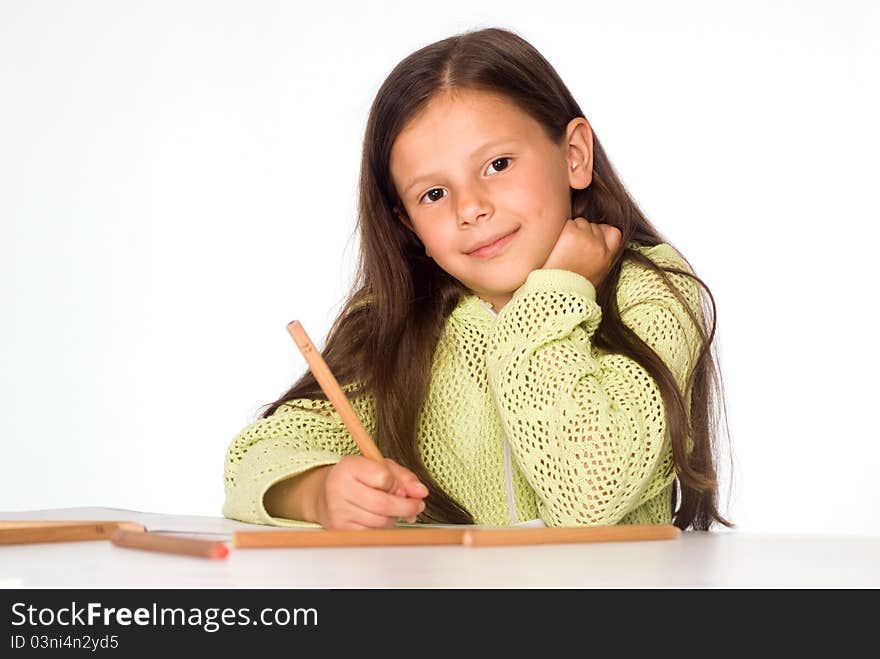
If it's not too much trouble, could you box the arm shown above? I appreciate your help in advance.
[485,254,703,526]
[222,386,375,527]
[262,464,332,523]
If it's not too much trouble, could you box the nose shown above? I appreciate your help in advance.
[456,185,492,227]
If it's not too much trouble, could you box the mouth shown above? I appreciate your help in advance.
[466,228,520,259]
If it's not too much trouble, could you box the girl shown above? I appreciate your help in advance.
[223,27,734,532]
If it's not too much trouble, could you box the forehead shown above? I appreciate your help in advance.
[389,90,545,183]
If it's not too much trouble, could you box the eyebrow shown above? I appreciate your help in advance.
[403,138,519,195]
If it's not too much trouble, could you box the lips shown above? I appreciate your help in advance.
[466,228,519,256]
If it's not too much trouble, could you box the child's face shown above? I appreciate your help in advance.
[389,88,593,311]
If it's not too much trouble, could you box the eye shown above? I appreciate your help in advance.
[417,157,513,206]
[419,188,447,205]
[486,156,512,175]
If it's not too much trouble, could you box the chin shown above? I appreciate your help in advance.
[467,270,530,297]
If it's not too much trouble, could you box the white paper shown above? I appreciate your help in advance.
[0,507,546,540]
[0,506,267,540]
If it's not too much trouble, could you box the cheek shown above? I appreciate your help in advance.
[415,221,455,255]
[503,173,569,243]
[504,165,568,218]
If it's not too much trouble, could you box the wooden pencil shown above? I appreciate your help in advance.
[286,320,384,463]
[233,524,680,548]
[0,521,146,545]
[234,527,466,548]
[110,529,229,560]
[462,524,680,547]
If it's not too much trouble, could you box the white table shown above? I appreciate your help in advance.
[2,507,878,587]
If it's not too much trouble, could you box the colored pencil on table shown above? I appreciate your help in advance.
[461,523,681,547]
[110,529,229,560]
[0,521,145,545]
[286,320,384,463]
[232,524,680,548]
[233,527,465,548]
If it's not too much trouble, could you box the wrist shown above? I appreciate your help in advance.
[520,268,597,301]
[299,465,332,524]
[264,465,332,523]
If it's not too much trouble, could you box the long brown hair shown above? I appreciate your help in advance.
[259,27,735,531]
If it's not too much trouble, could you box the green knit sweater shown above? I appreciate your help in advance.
[223,241,704,527]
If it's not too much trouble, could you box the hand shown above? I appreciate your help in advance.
[314,455,429,530]
[541,217,623,288]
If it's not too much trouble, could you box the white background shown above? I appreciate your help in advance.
[2,1,877,535]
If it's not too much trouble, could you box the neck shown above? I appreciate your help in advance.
[477,292,511,313]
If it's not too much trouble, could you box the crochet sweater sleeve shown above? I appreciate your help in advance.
[485,251,703,526]
[222,387,375,526]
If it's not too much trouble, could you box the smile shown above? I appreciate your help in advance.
[467,228,519,259]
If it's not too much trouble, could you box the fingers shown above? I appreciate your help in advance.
[600,223,623,253]
[574,217,622,252]
[383,459,429,499]
[319,455,429,529]
[347,481,426,520]
[321,483,423,529]
[324,491,423,530]
[351,458,430,499]
[352,459,398,492]
[338,504,400,529]
[402,480,429,498]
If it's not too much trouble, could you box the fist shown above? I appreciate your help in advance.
[541,217,623,288]
[315,455,428,530]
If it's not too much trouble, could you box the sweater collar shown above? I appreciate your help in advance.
[450,293,498,332]
[446,240,657,332]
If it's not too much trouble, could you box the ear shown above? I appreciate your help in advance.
[394,205,431,258]
[565,117,594,190]
[394,204,415,232]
